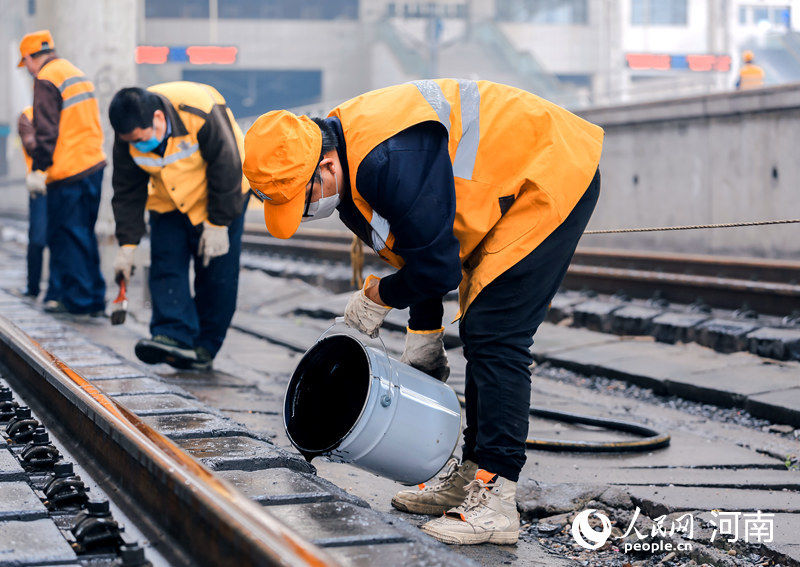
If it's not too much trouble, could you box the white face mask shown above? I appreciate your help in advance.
[302,170,340,222]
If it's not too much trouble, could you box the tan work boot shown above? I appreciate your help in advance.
[391,458,478,515]
[421,469,520,545]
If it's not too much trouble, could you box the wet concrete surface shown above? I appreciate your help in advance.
[0,249,469,564]
[216,468,341,504]
[0,518,78,564]
[0,481,48,520]
[177,435,314,473]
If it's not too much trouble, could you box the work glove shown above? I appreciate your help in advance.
[343,275,391,338]
[26,170,47,196]
[401,327,450,382]
[113,245,136,284]
[198,220,229,267]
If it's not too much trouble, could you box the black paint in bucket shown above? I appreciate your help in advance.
[285,335,370,458]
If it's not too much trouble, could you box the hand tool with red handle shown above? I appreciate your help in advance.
[110,278,128,325]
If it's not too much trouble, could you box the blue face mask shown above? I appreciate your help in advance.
[133,136,161,153]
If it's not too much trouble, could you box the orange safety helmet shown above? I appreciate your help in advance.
[743,50,755,63]
[17,30,54,67]
[243,110,322,239]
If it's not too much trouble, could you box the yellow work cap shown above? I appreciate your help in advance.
[243,110,321,239]
[743,50,755,63]
[18,30,54,67]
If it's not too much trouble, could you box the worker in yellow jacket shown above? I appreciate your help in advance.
[109,82,250,370]
[18,30,106,315]
[243,79,603,545]
[737,50,765,90]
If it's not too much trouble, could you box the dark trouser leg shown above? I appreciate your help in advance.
[34,193,62,303]
[459,171,600,482]
[43,248,62,303]
[46,170,106,313]
[27,195,47,296]
[149,211,198,347]
[192,198,247,357]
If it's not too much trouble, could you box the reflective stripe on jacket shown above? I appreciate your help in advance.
[127,81,249,227]
[34,58,105,183]
[329,79,604,315]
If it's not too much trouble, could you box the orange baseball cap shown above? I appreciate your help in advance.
[18,30,55,67]
[243,110,322,239]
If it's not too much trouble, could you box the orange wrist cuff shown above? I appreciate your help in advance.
[406,327,445,335]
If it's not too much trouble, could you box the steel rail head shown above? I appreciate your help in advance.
[0,314,339,567]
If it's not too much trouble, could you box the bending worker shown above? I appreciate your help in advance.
[18,30,106,315]
[108,82,249,371]
[17,106,60,303]
[242,79,603,545]
[736,50,765,90]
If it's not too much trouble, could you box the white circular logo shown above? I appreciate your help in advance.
[571,509,613,550]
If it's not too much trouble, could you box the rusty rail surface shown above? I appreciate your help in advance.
[242,227,800,315]
[0,314,339,567]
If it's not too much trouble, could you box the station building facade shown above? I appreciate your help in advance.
[136,0,800,121]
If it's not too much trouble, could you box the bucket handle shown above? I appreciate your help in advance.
[320,317,395,382]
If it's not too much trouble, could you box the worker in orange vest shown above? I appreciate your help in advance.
[737,50,765,90]
[18,30,106,315]
[243,79,603,545]
[17,106,61,303]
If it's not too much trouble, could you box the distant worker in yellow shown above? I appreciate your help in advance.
[243,79,603,545]
[108,82,250,371]
[737,50,765,90]
[18,30,107,315]
[16,106,60,303]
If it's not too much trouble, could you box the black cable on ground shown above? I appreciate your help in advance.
[456,394,671,453]
[584,218,800,234]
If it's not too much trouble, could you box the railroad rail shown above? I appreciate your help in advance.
[242,225,800,316]
[0,310,337,566]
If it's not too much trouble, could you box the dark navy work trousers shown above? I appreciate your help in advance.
[46,169,106,313]
[148,198,247,357]
[459,170,600,482]
[27,194,60,301]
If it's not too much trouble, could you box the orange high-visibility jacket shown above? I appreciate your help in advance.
[20,106,34,173]
[35,58,105,183]
[738,64,765,90]
[329,79,604,316]
[127,81,249,227]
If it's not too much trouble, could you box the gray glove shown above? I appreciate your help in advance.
[198,220,229,267]
[400,327,450,382]
[343,275,391,338]
[113,245,136,283]
[26,170,47,196]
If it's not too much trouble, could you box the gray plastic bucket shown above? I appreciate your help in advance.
[283,332,462,485]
